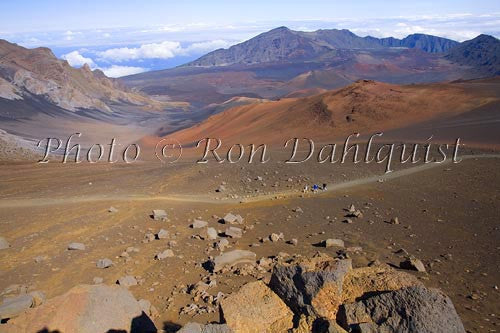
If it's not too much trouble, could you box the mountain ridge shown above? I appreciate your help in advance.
[184,27,459,67]
[0,39,164,112]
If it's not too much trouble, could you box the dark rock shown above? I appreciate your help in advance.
[339,285,465,333]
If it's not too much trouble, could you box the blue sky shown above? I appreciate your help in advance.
[1,1,499,77]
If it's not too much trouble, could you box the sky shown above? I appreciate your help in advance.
[1,0,499,77]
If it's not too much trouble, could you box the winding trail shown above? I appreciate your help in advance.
[0,154,498,208]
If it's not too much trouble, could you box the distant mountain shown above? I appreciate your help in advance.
[446,34,500,76]
[0,39,161,112]
[184,27,459,67]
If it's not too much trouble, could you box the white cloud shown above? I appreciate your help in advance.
[61,52,146,78]
[97,41,182,61]
[97,40,232,62]
[102,65,147,78]
[62,51,96,67]
[184,39,232,53]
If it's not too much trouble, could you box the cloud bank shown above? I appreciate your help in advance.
[102,65,147,77]
[96,39,232,62]
[61,50,147,77]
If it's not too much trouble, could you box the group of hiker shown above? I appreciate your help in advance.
[303,183,327,193]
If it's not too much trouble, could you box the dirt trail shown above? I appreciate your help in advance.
[0,154,498,208]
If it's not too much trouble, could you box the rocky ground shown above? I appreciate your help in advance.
[0,147,498,332]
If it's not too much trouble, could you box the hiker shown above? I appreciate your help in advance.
[312,184,319,192]
[303,185,309,193]
[323,183,327,191]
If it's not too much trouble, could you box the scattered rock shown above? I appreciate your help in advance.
[225,227,242,238]
[270,232,284,242]
[221,281,293,333]
[339,286,465,333]
[0,236,11,250]
[390,217,400,225]
[192,219,209,229]
[288,239,298,246]
[108,206,118,213]
[96,258,113,269]
[216,238,230,251]
[323,239,344,248]
[67,242,85,251]
[216,185,226,193]
[143,232,155,243]
[117,275,138,288]
[152,209,168,221]
[400,258,427,272]
[207,227,218,240]
[223,213,244,225]
[156,229,169,239]
[155,249,174,260]
[212,250,256,272]
[2,285,156,333]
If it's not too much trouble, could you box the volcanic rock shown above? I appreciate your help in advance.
[1,284,156,333]
[221,281,293,333]
[339,285,465,333]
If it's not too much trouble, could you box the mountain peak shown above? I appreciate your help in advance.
[271,26,291,32]
[446,34,500,76]
[472,34,499,42]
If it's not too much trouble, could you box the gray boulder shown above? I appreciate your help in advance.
[223,213,244,225]
[191,219,209,229]
[0,291,45,320]
[117,275,138,288]
[206,227,218,240]
[152,209,168,221]
[269,257,352,318]
[225,227,242,238]
[156,229,169,239]
[339,285,466,333]
[96,258,113,268]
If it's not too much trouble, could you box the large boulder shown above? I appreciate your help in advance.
[221,281,293,333]
[270,256,423,321]
[2,284,156,333]
[339,285,466,333]
[341,265,423,304]
[269,255,352,319]
[0,291,45,320]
